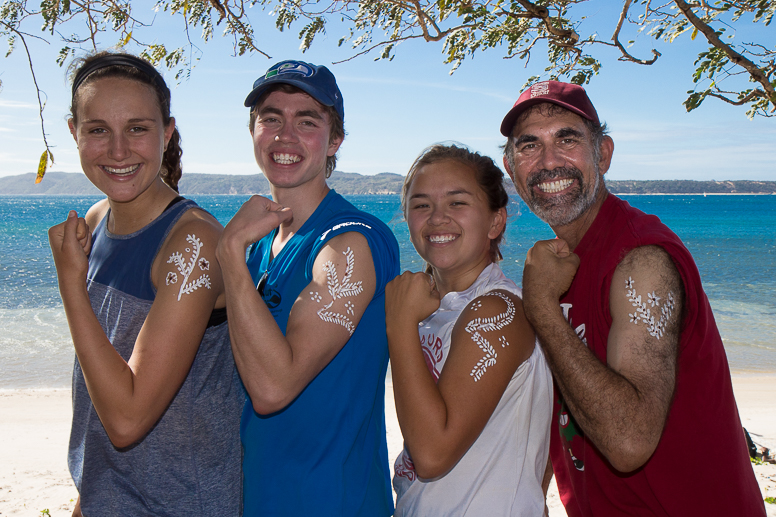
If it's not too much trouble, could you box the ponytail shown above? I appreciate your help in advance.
[161,128,183,192]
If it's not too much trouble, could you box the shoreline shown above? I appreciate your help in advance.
[1,375,774,516]
[615,192,776,196]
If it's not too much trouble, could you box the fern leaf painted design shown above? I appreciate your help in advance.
[625,277,675,339]
[468,292,515,382]
[166,234,212,301]
[310,247,364,335]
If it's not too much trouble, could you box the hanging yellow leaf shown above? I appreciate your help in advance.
[120,31,132,47]
[691,28,698,40]
[35,150,54,184]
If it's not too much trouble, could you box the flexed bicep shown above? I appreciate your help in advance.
[308,246,366,335]
[399,290,536,478]
[266,232,377,402]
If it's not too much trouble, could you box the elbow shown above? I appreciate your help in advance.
[409,448,459,480]
[248,386,293,416]
[605,438,659,473]
[104,421,149,449]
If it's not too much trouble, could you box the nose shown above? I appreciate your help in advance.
[107,132,131,162]
[537,143,566,172]
[428,204,450,225]
[275,121,299,143]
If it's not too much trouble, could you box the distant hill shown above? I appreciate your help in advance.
[0,171,405,196]
[0,172,103,195]
[606,179,776,195]
[1,171,774,196]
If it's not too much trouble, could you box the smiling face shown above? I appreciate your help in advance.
[69,77,174,203]
[508,106,610,229]
[405,159,505,284]
[251,90,342,193]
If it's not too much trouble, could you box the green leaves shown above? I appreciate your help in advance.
[1,0,773,128]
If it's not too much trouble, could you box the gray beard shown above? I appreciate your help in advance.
[521,165,601,228]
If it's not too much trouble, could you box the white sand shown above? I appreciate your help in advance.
[1,375,775,516]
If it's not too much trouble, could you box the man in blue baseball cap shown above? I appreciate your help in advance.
[217,60,398,516]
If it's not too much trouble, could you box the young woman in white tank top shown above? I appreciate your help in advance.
[386,144,553,516]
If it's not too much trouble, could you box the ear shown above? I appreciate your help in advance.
[488,206,507,241]
[68,118,78,144]
[597,135,614,176]
[502,155,515,182]
[327,134,343,157]
[164,117,176,148]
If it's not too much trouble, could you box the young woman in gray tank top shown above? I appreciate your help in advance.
[48,52,243,516]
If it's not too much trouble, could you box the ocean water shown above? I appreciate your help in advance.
[1,194,774,388]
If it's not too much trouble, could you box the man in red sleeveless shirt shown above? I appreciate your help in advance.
[500,81,764,516]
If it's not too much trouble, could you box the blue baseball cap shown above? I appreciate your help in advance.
[244,60,344,122]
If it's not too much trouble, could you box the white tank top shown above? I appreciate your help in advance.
[393,263,553,516]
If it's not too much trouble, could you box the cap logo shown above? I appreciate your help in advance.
[266,61,314,79]
[530,82,550,98]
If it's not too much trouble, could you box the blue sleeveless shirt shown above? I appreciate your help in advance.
[69,199,244,516]
[242,190,399,516]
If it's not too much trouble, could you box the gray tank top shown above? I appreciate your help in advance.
[68,199,244,516]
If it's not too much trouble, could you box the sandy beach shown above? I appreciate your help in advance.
[1,375,775,516]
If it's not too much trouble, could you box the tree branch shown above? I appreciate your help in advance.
[514,0,579,44]
[672,0,776,107]
[0,20,54,168]
[222,1,272,58]
[612,0,661,64]
[707,88,767,106]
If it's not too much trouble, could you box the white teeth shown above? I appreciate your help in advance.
[428,234,456,243]
[104,165,139,175]
[538,179,573,193]
[273,153,301,165]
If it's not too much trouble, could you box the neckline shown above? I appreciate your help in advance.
[102,198,190,240]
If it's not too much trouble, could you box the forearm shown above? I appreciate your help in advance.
[532,306,662,471]
[219,247,297,412]
[59,279,144,443]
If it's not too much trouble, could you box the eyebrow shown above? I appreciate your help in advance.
[514,134,538,147]
[258,106,325,120]
[81,118,156,124]
[513,126,585,146]
[555,127,585,139]
[409,189,474,200]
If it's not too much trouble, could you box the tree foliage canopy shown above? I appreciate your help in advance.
[1,0,774,172]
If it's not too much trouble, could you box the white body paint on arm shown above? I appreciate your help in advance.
[166,234,212,301]
[309,246,364,335]
[625,276,676,339]
[468,291,516,381]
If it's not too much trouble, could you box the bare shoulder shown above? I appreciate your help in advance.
[613,245,685,329]
[314,231,374,278]
[617,245,682,286]
[454,289,535,367]
[608,245,684,377]
[164,208,224,252]
[320,230,370,254]
[84,198,110,229]
[153,208,225,294]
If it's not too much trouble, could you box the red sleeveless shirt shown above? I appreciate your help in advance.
[551,195,764,517]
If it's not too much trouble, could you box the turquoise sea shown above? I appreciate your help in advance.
[1,194,774,388]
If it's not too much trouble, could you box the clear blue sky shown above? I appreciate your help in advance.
[1,4,774,181]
